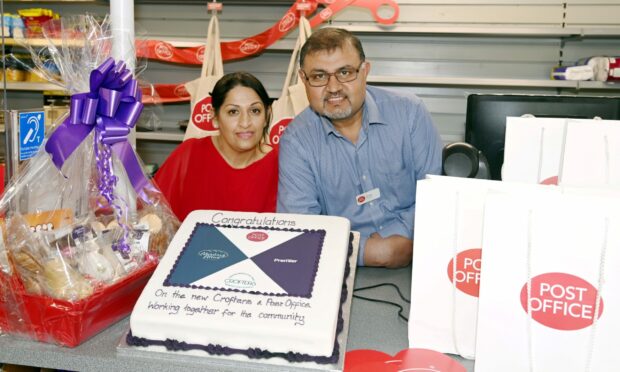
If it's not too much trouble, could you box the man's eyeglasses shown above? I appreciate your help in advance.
[301,62,365,87]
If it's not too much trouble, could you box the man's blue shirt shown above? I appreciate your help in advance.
[277,85,443,265]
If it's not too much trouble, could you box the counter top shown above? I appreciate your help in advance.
[0,266,474,371]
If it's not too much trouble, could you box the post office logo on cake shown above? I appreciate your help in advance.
[164,223,326,297]
[246,231,268,242]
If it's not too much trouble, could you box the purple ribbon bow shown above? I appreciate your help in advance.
[45,58,150,256]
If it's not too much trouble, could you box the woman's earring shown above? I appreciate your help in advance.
[212,119,219,129]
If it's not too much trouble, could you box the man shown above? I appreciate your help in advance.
[277,28,442,268]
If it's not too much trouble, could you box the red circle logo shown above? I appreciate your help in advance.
[173,84,189,98]
[239,39,261,55]
[320,8,333,20]
[247,231,268,242]
[520,272,604,330]
[195,45,206,62]
[447,248,482,297]
[191,96,216,131]
[357,196,366,204]
[279,12,296,33]
[269,118,292,147]
[154,42,174,60]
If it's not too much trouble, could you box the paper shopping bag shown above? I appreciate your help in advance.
[183,15,224,141]
[409,175,551,359]
[268,16,311,147]
[475,190,620,372]
[501,116,568,185]
[560,119,620,188]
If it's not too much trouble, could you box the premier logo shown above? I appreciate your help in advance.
[198,249,229,261]
[225,273,256,289]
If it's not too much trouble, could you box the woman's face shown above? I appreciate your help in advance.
[214,85,268,154]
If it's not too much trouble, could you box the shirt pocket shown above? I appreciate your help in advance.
[375,165,415,209]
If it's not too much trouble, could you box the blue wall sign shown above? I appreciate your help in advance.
[19,111,45,161]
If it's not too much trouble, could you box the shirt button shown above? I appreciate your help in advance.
[379,225,384,230]
[369,202,374,206]
[362,175,367,180]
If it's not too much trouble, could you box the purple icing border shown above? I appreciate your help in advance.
[127,232,354,365]
[163,223,325,298]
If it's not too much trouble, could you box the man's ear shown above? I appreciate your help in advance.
[362,61,371,78]
[298,69,306,84]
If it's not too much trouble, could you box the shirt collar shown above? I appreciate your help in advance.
[319,87,388,138]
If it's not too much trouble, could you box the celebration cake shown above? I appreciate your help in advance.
[127,210,352,364]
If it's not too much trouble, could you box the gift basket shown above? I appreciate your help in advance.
[0,15,179,347]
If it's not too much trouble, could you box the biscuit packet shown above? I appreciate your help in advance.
[0,15,179,346]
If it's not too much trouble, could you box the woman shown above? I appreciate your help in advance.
[154,72,277,221]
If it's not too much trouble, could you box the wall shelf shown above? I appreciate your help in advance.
[136,130,184,142]
[343,25,620,38]
[368,76,620,91]
[2,82,64,91]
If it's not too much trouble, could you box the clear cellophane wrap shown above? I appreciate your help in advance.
[0,15,179,346]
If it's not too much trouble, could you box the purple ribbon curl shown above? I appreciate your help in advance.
[45,58,150,257]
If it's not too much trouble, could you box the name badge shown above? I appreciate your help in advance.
[356,188,380,206]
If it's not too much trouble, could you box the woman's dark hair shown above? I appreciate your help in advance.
[299,27,365,68]
[211,71,272,143]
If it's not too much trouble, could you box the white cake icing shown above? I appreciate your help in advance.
[129,210,351,361]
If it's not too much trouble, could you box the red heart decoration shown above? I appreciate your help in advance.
[345,348,466,372]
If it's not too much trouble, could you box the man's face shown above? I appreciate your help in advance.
[300,43,370,125]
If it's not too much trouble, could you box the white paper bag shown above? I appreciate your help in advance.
[560,119,620,188]
[409,175,551,359]
[502,116,568,185]
[475,190,620,372]
[183,15,224,141]
[268,17,311,147]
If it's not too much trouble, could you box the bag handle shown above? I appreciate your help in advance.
[201,15,223,77]
[280,16,311,97]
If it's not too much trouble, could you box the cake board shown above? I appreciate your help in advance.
[117,232,360,372]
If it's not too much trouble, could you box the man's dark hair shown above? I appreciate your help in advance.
[299,27,365,68]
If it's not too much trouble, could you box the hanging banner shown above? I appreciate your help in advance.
[136,0,399,64]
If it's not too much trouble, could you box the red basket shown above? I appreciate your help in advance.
[0,259,156,347]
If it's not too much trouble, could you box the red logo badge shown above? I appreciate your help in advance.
[320,8,333,20]
[154,42,174,60]
[195,45,206,62]
[240,39,261,55]
[191,96,216,131]
[520,272,604,330]
[173,84,189,98]
[279,12,296,33]
[247,231,268,242]
[447,248,482,297]
[357,196,366,204]
[269,118,292,147]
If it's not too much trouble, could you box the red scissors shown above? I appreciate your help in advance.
[307,0,400,27]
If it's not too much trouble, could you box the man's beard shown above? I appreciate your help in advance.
[322,95,352,120]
